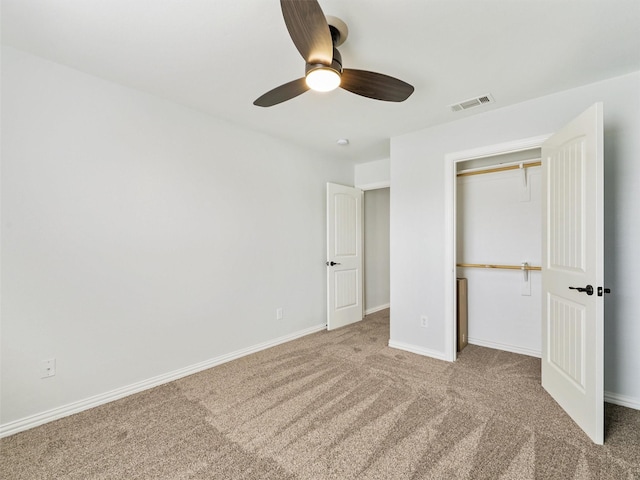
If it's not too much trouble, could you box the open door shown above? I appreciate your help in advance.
[326,182,363,330]
[541,103,604,444]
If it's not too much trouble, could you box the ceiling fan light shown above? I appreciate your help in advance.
[306,67,341,92]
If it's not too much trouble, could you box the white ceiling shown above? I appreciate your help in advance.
[3,0,640,163]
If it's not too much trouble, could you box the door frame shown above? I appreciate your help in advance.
[443,134,550,362]
[360,182,391,316]
[327,180,390,330]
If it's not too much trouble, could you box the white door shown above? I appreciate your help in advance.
[326,183,363,330]
[541,103,604,444]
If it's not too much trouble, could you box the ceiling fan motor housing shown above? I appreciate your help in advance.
[305,47,343,77]
[326,15,349,46]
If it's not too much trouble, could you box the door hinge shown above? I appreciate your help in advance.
[597,286,611,297]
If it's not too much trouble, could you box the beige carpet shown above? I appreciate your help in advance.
[1,309,639,479]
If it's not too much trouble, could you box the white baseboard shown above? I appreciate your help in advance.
[467,337,542,358]
[0,323,326,439]
[604,391,640,410]
[5,323,634,439]
[365,303,390,315]
[388,340,449,362]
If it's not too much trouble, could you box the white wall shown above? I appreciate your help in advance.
[364,188,390,313]
[355,158,390,189]
[0,47,353,430]
[457,167,542,357]
[390,71,640,406]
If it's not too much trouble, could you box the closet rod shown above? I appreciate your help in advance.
[457,160,541,177]
[457,263,541,271]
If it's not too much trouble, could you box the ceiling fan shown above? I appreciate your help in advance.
[253,0,414,107]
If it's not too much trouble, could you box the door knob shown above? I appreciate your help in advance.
[326,261,341,266]
[569,285,594,296]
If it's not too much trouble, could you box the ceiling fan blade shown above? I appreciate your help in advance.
[340,69,414,102]
[280,0,333,65]
[253,77,310,107]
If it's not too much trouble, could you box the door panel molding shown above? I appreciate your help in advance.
[541,103,604,445]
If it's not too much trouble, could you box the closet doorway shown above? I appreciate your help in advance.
[363,187,390,315]
[443,135,550,362]
[456,149,542,357]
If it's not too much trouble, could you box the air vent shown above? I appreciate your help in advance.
[450,94,494,112]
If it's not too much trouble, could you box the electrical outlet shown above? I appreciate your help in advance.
[41,358,56,378]
[420,315,428,328]
[276,307,283,320]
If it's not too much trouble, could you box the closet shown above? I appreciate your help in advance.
[363,187,390,314]
[456,149,542,357]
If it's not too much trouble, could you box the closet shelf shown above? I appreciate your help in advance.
[457,160,541,177]
[457,263,541,271]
